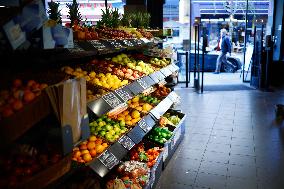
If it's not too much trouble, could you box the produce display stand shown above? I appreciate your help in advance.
[0,35,185,188]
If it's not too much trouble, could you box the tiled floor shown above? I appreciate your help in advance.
[155,88,284,189]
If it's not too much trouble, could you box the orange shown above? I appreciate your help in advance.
[13,79,22,88]
[27,80,36,88]
[2,107,14,117]
[12,100,23,111]
[23,91,35,103]
[95,145,105,154]
[73,150,81,158]
[95,138,103,145]
[81,149,89,155]
[90,149,97,157]
[83,153,92,162]
[79,144,87,150]
[89,136,97,142]
[87,141,96,150]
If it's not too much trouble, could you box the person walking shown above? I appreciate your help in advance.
[214,29,232,74]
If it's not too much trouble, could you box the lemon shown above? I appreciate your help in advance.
[132,96,140,103]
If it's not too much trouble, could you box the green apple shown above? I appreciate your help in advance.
[106,124,113,131]
[105,133,113,141]
[109,130,116,135]
[99,130,106,137]
[120,120,125,127]
[114,135,120,140]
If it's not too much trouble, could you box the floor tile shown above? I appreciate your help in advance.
[195,173,227,189]
[226,177,258,189]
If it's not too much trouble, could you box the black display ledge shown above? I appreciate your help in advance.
[83,91,180,178]
[87,64,179,117]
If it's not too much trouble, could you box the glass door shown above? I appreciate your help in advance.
[163,0,191,86]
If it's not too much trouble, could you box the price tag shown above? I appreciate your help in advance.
[149,73,160,83]
[102,92,122,109]
[71,42,84,51]
[137,78,150,90]
[118,135,135,150]
[98,150,120,170]
[156,71,165,81]
[163,144,169,162]
[121,39,134,48]
[167,64,175,72]
[128,81,144,95]
[168,92,180,103]
[109,40,124,49]
[138,118,152,133]
[114,88,133,102]
[90,40,106,50]
[160,68,171,77]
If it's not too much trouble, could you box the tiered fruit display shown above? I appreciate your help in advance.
[152,85,171,99]
[0,79,48,119]
[72,135,108,163]
[159,112,181,127]
[89,115,128,143]
[147,127,173,144]
[96,28,133,39]
[127,96,153,113]
[129,143,162,168]
[110,109,142,126]
[149,57,170,67]
[111,54,155,75]
[138,94,160,105]
[90,60,143,80]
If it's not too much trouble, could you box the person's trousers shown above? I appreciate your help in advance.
[215,52,227,72]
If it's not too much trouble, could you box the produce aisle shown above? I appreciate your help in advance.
[0,1,187,186]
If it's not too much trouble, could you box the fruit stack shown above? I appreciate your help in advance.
[111,54,155,75]
[89,115,128,143]
[147,127,173,144]
[129,143,162,168]
[109,109,142,127]
[138,94,160,105]
[127,96,153,114]
[90,59,143,81]
[0,144,61,188]
[72,136,108,163]
[0,79,48,119]
[96,28,133,39]
[152,85,171,99]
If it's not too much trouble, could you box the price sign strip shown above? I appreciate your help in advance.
[98,150,120,170]
[102,92,123,109]
[138,118,152,133]
[118,135,135,150]
[90,40,106,50]
[156,71,166,81]
[137,78,150,90]
[160,68,172,77]
[114,88,133,102]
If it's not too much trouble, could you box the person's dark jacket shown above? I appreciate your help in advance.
[221,35,232,54]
